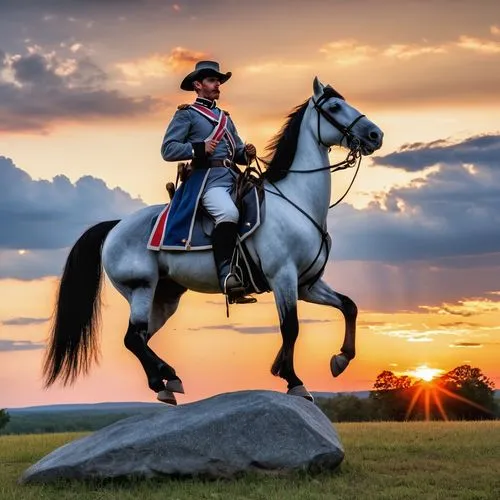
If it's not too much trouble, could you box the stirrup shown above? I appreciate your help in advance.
[223,273,245,296]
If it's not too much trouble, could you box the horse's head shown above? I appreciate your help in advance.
[311,77,383,156]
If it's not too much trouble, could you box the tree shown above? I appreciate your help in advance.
[0,409,10,430]
[370,370,414,421]
[372,370,412,394]
[437,365,497,420]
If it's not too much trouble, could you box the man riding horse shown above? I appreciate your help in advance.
[160,61,257,303]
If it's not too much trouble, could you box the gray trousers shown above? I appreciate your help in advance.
[201,167,239,225]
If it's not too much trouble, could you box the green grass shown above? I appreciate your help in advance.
[1,422,499,499]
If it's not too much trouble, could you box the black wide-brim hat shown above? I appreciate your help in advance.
[180,61,232,91]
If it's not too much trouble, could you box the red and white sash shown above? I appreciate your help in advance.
[190,103,236,157]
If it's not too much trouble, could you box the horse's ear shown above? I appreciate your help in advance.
[313,76,324,99]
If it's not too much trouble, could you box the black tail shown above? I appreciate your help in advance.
[43,220,120,387]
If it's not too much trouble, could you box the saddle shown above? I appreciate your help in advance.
[165,164,270,300]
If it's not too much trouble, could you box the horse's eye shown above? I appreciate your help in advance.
[329,103,340,112]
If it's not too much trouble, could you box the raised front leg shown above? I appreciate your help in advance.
[299,279,357,377]
[270,271,312,401]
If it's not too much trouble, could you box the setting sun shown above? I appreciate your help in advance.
[409,365,443,382]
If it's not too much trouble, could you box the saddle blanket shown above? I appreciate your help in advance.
[147,170,263,251]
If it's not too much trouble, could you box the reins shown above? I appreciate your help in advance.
[255,144,362,209]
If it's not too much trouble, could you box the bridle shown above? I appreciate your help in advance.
[312,86,366,151]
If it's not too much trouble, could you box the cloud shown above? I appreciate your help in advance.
[0,339,45,351]
[382,44,447,59]
[449,342,483,348]
[421,298,500,317]
[319,40,377,65]
[0,156,145,252]
[319,38,448,66]
[456,35,500,54]
[243,62,311,74]
[368,323,463,343]
[320,35,500,66]
[187,318,332,334]
[439,321,480,328]
[0,47,158,133]
[315,34,500,108]
[116,47,209,84]
[319,38,447,66]
[0,248,70,280]
[328,135,500,261]
[1,317,49,326]
[372,134,500,172]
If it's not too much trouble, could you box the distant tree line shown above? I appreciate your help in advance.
[316,364,498,422]
[0,408,166,435]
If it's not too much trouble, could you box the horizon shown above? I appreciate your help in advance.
[1,0,499,408]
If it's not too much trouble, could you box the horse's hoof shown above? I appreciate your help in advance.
[157,389,177,405]
[331,353,350,377]
[165,379,185,394]
[287,385,314,403]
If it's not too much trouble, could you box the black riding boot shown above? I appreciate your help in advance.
[212,222,249,300]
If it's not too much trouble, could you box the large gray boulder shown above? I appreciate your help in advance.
[20,390,344,483]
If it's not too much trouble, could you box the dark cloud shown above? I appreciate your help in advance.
[439,321,480,328]
[0,248,70,280]
[329,134,500,261]
[2,317,49,326]
[321,260,500,313]
[449,342,483,348]
[187,318,331,334]
[0,339,45,351]
[0,156,145,251]
[0,50,158,133]
[372,134,500,172]
[0,0,148,16]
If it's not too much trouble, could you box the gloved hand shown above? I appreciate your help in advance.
[245,143,257,160]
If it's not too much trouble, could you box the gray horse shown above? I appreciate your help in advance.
[43,78,383,404]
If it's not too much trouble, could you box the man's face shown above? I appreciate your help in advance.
[194,76,221,100]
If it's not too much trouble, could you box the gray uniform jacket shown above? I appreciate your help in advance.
[161,97,248,190]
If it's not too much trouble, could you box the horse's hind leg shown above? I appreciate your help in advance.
[124,279,186,402]
[299,278,357,378]
[270,270,313,401]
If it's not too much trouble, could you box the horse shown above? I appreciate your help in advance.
[43,77,383,404]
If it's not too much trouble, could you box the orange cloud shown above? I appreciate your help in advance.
[168,46,208,70]
[242,61,310,74]
[382,44,447,59]
[456,35,500,54]
[421,298,500,316]
[115,47,209,84]
[320,39,449,65]
[319,39,376,65]
[320,34,500,66]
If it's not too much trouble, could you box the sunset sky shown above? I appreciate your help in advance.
[1,0,499,408]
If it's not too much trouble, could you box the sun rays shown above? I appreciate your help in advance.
[404,371,494,421]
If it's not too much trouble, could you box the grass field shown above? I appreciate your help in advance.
[1,421,499,499]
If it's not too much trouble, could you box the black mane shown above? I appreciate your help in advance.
[262,99,310,182]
